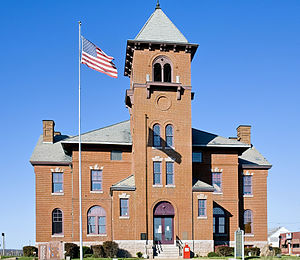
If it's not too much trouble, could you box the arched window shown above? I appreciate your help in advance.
[153,124,161,147]
[213,207,225,235]
[153,56,172,82]
[52,208,63,235]
[87,206,106,234]
[164,64,171,82]
[154,63,162,82]
[165,124,173,147]
[244,209,253,234]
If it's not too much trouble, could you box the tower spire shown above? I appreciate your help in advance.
[155,0,160,9]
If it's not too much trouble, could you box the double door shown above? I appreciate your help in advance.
[154,217,174,244]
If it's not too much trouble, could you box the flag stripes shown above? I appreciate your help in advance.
[81,36,118,78]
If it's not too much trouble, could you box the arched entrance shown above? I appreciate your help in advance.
[153,201,175,244]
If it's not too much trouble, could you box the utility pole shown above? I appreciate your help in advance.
[2,233,5,256]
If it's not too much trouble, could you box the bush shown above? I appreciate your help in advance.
[136,251,143,258]
[65,243,79,258]
[23,246,38,257]
[207,251,219,257]
[273,247,281,256]
[84,253,93,258]
[244,247,260,256]
[103,241,119,258]
[215,246,234,257]
[91,245,105,258]
[82,246,92,257]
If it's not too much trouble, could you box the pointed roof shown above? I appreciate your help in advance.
[111,175,136,191]
[135,7,188,44]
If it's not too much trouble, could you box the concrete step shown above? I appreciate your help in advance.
[155,245,180,258]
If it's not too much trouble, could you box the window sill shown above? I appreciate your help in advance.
[213,192,223,195]
[87,234,107,237]
[90,191,103,194]
[166,184,175,188]
[51,192,64,196]
[119,216,130,219]
[51,234,64,238]
[165,146,175,150]
[153,184,163,188]
[152,147,162,150]
[197,216,207,220]
[243,194,253,198]
[245,234,254,237]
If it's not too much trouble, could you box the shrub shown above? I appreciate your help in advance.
[103,241,119,258]
[136,251,143,258]
[215,245,234,257]
[91,245,105,258]
[273,247,281,256]
[207,251,219,257]
[23,246,38,257]
[84,253,93,258]
[65,243,79,258]
[244,247,260,256]
[82,246,92,257]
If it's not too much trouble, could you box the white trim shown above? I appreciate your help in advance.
[197,194,207,199]
[165,157,175,162]
[197,216,207,220]
[51,167,64,173]
[89,164,103,170]
[51,192,64,196]
[245,234,254,237]
[51,234,64,238]
[119,216,130,219]
[119,193,130,199]
[152,147,162,150]
[165,146,175,150]
[213,192,223,195]
[243,194,253,198]
[90,190,103,194]
[152,184,163,188]
[165,184,175,188]
[152,156,163,161]
[211,167,223,172]
[244,171,254,176]
[87,234,107,237]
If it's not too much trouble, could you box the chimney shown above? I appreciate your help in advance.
[237,125,251,145]
[43,120,55,143]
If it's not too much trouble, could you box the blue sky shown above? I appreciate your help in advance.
[0,0,299,249]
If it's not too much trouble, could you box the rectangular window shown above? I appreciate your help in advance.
[198,199,206,217]
[192,152,202,162]
[243,176,252,195]
[111,150,122,160]
[293,244,300,248]
[88,216,96,234]
[91,170,102,191]
[153,162,162,185]
[98,216,106,234]
[166,162,174,185]
[52,172,63,193]
[120,198,129,217]
[212,172,222,191]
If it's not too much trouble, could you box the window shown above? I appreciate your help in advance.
[213,207,225,235]
[166,162,174,185]
[198,199,206,217]
[293,244,300,248]
[111,150,122,160]
[192,152,202,162]
[91,170,102,191]
[153,56,172,82]
[52,172,63,193]
[87,206,106,235]
[52,208,63,235]
[153,124,161,147]
[212,172,222,191]
[120,198,129,217]
[165,124,174,147]
[153,161,162,185]
[243,176,252,195]
[244,209,253,234]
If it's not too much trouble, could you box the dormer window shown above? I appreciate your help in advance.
[153,56,172,82]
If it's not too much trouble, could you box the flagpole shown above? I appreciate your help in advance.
[78,20,83,260]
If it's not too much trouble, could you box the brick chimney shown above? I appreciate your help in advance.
[237,125,251,145]
[43,120,55,143]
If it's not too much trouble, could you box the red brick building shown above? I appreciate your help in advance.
[30,3,271,258]
[280,232,300,256]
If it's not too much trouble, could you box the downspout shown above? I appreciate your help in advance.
[145,114,149,251]
[192,191,194,253]
[70,163,74,240]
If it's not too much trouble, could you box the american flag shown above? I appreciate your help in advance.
[81,36,118,78]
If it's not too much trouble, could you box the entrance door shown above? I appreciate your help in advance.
[153,201,175,245]
[154,217,174,244]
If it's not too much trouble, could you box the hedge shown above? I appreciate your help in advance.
[215,245,234,257]
[65,243,79,258]
[91,245,105,258]
[23,246,38,257]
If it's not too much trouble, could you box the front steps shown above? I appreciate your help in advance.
[154,244,181,258]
